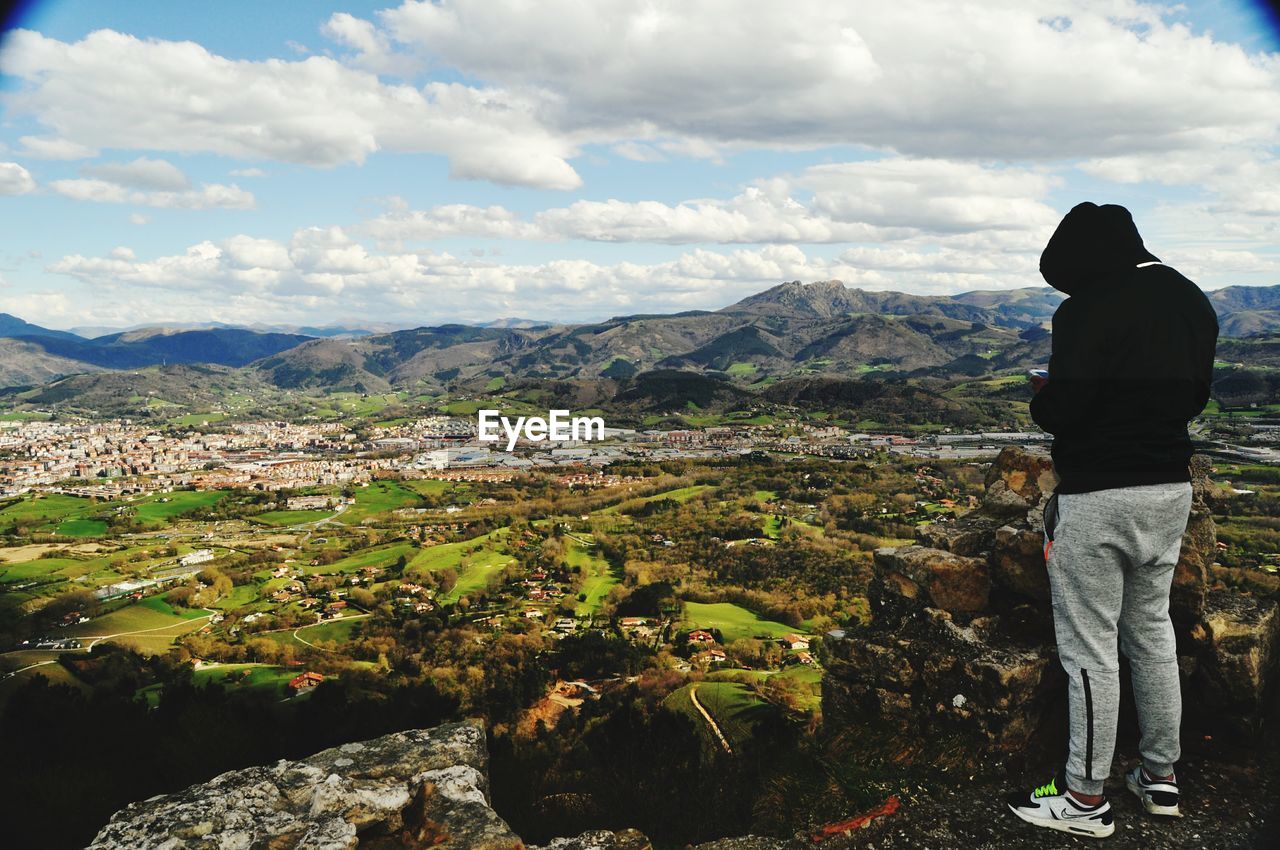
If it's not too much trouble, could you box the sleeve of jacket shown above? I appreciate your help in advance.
[1030,297,1107,436]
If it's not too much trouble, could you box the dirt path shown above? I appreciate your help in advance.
[8,659,57,676]
[85,610,217,650]
[689,683,734,755]
[291,614,370,650]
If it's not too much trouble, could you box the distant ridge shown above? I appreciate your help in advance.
[1,279,1276,391]
[0,313,84,342]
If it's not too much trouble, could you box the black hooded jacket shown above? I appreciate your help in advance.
[1029,202,1219,494]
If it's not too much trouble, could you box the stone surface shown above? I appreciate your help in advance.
[872,545,991,615]
[686,837,791,850]
[1191,589,1280,734]
[825,445,1276,759]
[979,446,1057,518]
[87,720,526,850]
[529,828,653,850]
[989,525,1050,601]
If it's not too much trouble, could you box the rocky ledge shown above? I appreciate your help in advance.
[86,718,786,850]
[823,445,1280,749]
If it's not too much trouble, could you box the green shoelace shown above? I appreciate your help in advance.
[1033,778,1059,798]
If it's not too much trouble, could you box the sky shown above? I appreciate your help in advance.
[0,0,1278,331]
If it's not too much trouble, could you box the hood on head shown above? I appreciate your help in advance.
[1039,202,1159,297]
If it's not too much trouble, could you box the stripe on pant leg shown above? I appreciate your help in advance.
[1082,668,1094,781]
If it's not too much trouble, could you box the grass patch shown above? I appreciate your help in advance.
[213,584,259,610]
[662,681,775,753]
[443,399,484,416]
[55,519,107,537]
[341,481,424,524]
[64,601,207,637]
[254,509,334,527]
[170,412,227,426]
[564,534,618,616]
[680,601,806,642]
[313,542,418,575]
[402,479,457,497]
[134,491,225,524]
[600,484,713,515]
[140,594,209,620]
[295,618,363,644]
[0,557,84,583]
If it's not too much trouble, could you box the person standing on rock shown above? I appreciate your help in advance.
[1005,202,1219,839]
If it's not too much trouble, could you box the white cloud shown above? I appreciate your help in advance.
[1079,149,1280,216]
[612,142,665,162]
[1,28,582,190]
[83,157,190,191]
[49,178,256,209]
[362,158,1060,246]
[5,4,1276,196]
[0,162,36,195]
[17,135,97,160]
[129,213,149,225]
[322,12,419,76]
[46,227,1050,326]
[376,0,1280,160]
[229,167,266,178]
[797,159,1061,232]
[364,204,544,243]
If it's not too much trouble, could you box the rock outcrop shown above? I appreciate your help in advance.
[86,718,793,850]
[824,445,1280,754]
[88,720,518,850]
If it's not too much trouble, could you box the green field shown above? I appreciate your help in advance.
[0,494,121,534]
[442,399,485,415]
[600,484,714,515]
[680,601,807,642]
[0,491,224,536]
[138,663,301,707]
[64,600,209,638]
[0,544,183,596]
[402,479,458,497]
[662,680,775,752]
[254,509,334,527]
[340,481,424,524]
[316,541,418,575]
[0,661,88,711]
[296,618,364,644]
[139,594,210,620]
[0,556,86,583]
[407,529,513,603]
[212,584,259,610]
[55,519,108,537]
[564,535,618,616]
[762,514,822,540]
[134,491,225,524]
[170,412,227,426]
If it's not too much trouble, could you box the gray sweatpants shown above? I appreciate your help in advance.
[1043,480,1193,795]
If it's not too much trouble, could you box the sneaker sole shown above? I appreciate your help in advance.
[1007,803,1116,838]
[1125,775,1183,818]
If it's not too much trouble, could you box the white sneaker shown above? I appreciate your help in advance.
[1006,775,1116,838]
[1126,765,1182,817]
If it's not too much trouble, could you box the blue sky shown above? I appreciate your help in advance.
[1,0,1278,331]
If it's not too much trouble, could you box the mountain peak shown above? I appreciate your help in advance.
[725,279,869,318]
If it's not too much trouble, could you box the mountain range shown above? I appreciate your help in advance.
[2,279,1278,407]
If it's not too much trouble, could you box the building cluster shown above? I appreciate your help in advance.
[0,415,1061,500]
